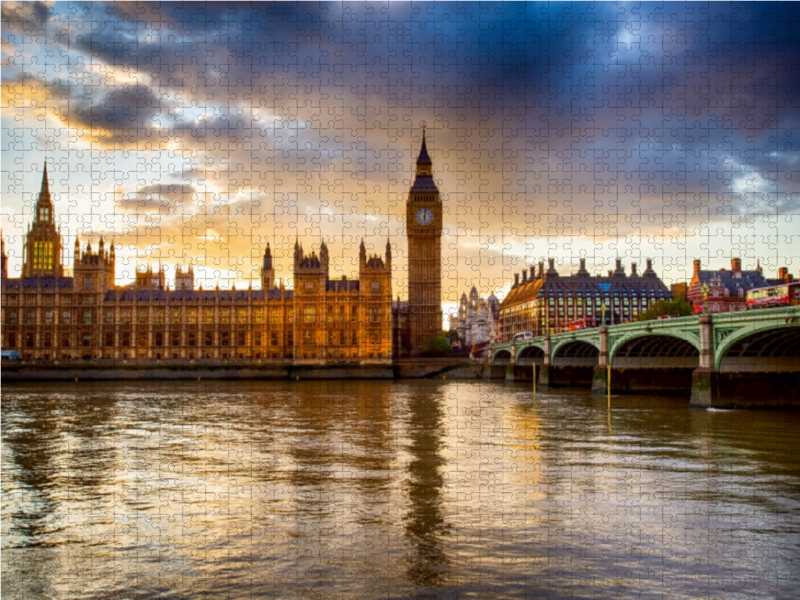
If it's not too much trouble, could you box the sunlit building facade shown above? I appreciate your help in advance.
[498,258,671,341]
[1,168,393,363]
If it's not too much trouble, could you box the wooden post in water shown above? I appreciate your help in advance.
[532,364,537,399]
[607,363,611,409]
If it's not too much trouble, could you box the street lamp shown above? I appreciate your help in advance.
[601,302,607,326]
[701,283,709,314]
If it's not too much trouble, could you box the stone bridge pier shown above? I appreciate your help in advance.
[690,314,800,409]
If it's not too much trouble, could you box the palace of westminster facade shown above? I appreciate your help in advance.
[1,137,444,363]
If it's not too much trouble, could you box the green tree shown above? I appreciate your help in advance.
[420,335,454,357]
[636,298,694,321]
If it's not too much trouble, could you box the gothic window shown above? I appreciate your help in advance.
[171,332,180,347]
[137,332,147,347]
[305,280,315,292]
[204,332,214,346]
[221,332,230,346]
[7,333,16,347]
[84,276,92,291]
[171,308,181,324]
[44,295,53,305]
[61,333,70,347]
[304,306,316,323]
[303,330,314,345]
[237,308,247,324]
[105,332,114,347]
[155,333,164,347]
[105,310,114,324]
[33,241,54,270]
[44,332,52,348]
[25,333,34,348]
[45,310,53,325]
[351,331,358,346]
[369,330,380,344]
[155,309,165,324]
[237,332,245,346]
[337,330,344,345]
[351,306,358,322]
[121,309,131,324]
[254,332,261,346]
[221,308,231,324]
[337,306,344,321]
[188,332,197,347]
[39,207,50,221]
[7,310,17,325]
[253,308,264,324]
[371,280,380,294]
[269,309,281,324]
[83,309,92,325]
[188,308,198,324]
[27,310,36,325]
[81,333,90,347]
[270,332,278,346]
[369,306,381,322]
[205,309,215,324]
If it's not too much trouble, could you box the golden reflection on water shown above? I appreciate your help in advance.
[2,380,800,599]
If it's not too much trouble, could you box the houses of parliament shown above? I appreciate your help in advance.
[1,136,444,363]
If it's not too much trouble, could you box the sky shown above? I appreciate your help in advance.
[2,1,800,321]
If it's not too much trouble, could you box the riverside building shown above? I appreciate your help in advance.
[497,258,671,341]
[2,136,444,363]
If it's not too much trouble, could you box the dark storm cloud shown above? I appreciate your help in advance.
[4,2,799,268]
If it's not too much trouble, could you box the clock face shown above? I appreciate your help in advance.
[415,207,434,226]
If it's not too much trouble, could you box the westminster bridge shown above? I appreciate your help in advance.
[491,307,800,409]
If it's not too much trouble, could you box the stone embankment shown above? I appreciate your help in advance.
[1,359,503,382]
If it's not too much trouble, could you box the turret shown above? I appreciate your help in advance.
[415,125,433,177]
[261,242,275,290]
[22,162,64,278]
[1,230,7,280]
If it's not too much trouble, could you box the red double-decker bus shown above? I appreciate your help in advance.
[746,283,800,309]
[562,317,597,332]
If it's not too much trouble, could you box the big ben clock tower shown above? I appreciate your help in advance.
[407,125,443,354]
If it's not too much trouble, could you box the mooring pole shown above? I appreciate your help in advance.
[533,364,537,399]
[607,363,611,409]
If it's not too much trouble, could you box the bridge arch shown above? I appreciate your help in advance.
[551,340,599,366]
[610,332,700,367]
[492,349,512,365]
[517,344,546,365]
[715,324,800,372]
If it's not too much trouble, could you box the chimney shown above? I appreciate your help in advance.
[514,273,519,287]
[607,270,613,277]
[631,262,637,276]
[530,266,536,280]
[731,258,741,273]
[646,258,653,271]
[522,270,528,284]
[693,259,701,277]
[579,258,587,274]
[778,267,788,281]
[538,262,544,277]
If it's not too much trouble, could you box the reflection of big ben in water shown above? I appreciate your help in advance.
[407,125,443,354]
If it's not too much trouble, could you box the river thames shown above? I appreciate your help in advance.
[2,380,799,599]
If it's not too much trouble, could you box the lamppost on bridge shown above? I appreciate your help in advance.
[601,302,607,326]
[701,283,709,314]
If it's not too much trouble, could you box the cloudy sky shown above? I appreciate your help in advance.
[2,1,799,318]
